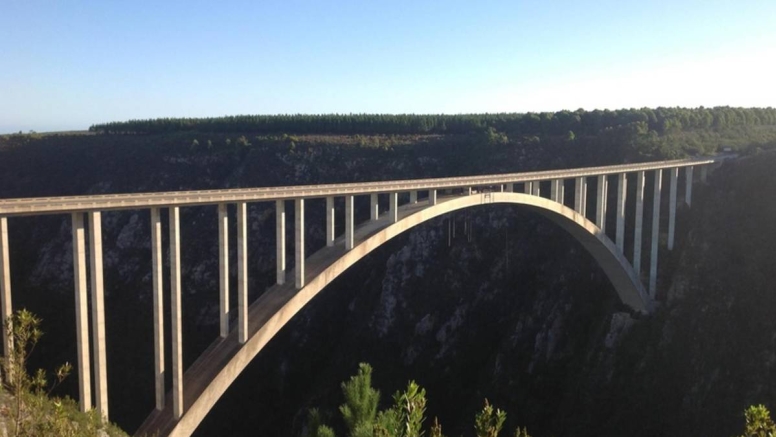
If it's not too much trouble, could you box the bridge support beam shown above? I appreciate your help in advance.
[389,193,398,223]
[633,171,645,277]
[668,168,678,250]
[237,202,248,344]
[551,180,561,204]
[370,194,378,221]
[150,208,165,411]
[295,199,305,289]
[277,201,287,283]
[71,213,91,413]
[88,212,108,420]
[595,175,607,232]
[169,207,184,420]
[0,217,12,365]
[531,181,540,197]
[506,183,514,192]
[650,170,663,298]
[326,197,335,246]
[429,189,437,205]
[345,195,354,250]
[410,191,418,204]
[218,204,229,337]
[685,166,693,207]
[524,182,532,194]
[616,173,627,252]
[574,177,586,216]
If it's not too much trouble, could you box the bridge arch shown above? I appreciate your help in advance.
[138,191,651,436]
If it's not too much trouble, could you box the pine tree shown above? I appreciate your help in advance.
[339,363,380,437]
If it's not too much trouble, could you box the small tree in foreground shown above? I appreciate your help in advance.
[739,404,776,437]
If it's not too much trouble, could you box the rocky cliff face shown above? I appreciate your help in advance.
[1,134,774,436]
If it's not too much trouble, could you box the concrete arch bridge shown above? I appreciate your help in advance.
[0,156,725,436]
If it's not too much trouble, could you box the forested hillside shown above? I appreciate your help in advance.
[1,108,776,436]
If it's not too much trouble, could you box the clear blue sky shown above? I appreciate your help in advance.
[1,0,775,133]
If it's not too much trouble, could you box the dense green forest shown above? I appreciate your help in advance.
[88,107,776,137]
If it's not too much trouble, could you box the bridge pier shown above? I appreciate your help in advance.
[574,177,587,216]
[218,204,229,337]
[170,207,184,420]
[616,173,627,252]
[0,217,11,364]
[595,175,607,232]
[150,208,165,411]
[429,189,437,205]
[277,200,287,283]
[531,181,540,197]
[390,193,398,223]
[345,195,354,250]
[685,166,694,206]
[650,170,663,298]
[72,213,92,413]
[668,168,678,250]
[524,182,532,194]
[410,191,418,204]
[506,183,514,192]
[370,194,378,221]
[633,171,645,277]
[295,199,305,289]
[550,179,561,204]
[237,202,248,344]
[88,212,109,420]
[326,197,335,246]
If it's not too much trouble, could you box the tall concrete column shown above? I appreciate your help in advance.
[345,195,354,250]
[506,183,514,192]
[389,193,398,223]
[524,182,532,194]
[700,165,707,183]
[218,204,229,338]
[326,197,335,245]
[410,191,418,204]
[276,200,286,284]
[71,213,91,412]
[649,170,663,298]
[616,173,627,252]
[429,189,437,205]
[150,208,164,411]
[370,194,378,221]
[574,177,585,215]
[0,217,12,363]
[295,199,305,289]
[668,168,678,250]
[169,207,183,419]
[88,212,108,420]
[237,202,248,344]
[531,181,540,197]
[595,175,607,231]
[685,166,694,207]
[633,171,645,277]
[467,187,473,195]
[550,180,561,203]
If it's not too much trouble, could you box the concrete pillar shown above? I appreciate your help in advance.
[276,200,286,284]
[574,177,585,215]
[237,202,248,344]
[467,187,473,195]
[429,189,437,205]
[582,178,588,216]
[685,166,694,207]
[633,171,645,277]
[524,182,532,194]
[370,194,378,221]
[150,208,164,411]
[595,175,607,231]
[0,217,12,364]
[295,199,305,289]
[88,212,108,420]
[549,179,561,204]
[218,204,229,337]
[169,207,183,419]
[410,191,418,204]
[700,165,707,183]
[506,183,514,192]
[345,195,354,250]
[649,170,663,298]
[616,173,627,252]
[531,181,540,197]
[389,193,398,223]
[326,197,335,245]
[668,167,678,250]
[71,213,91,412]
